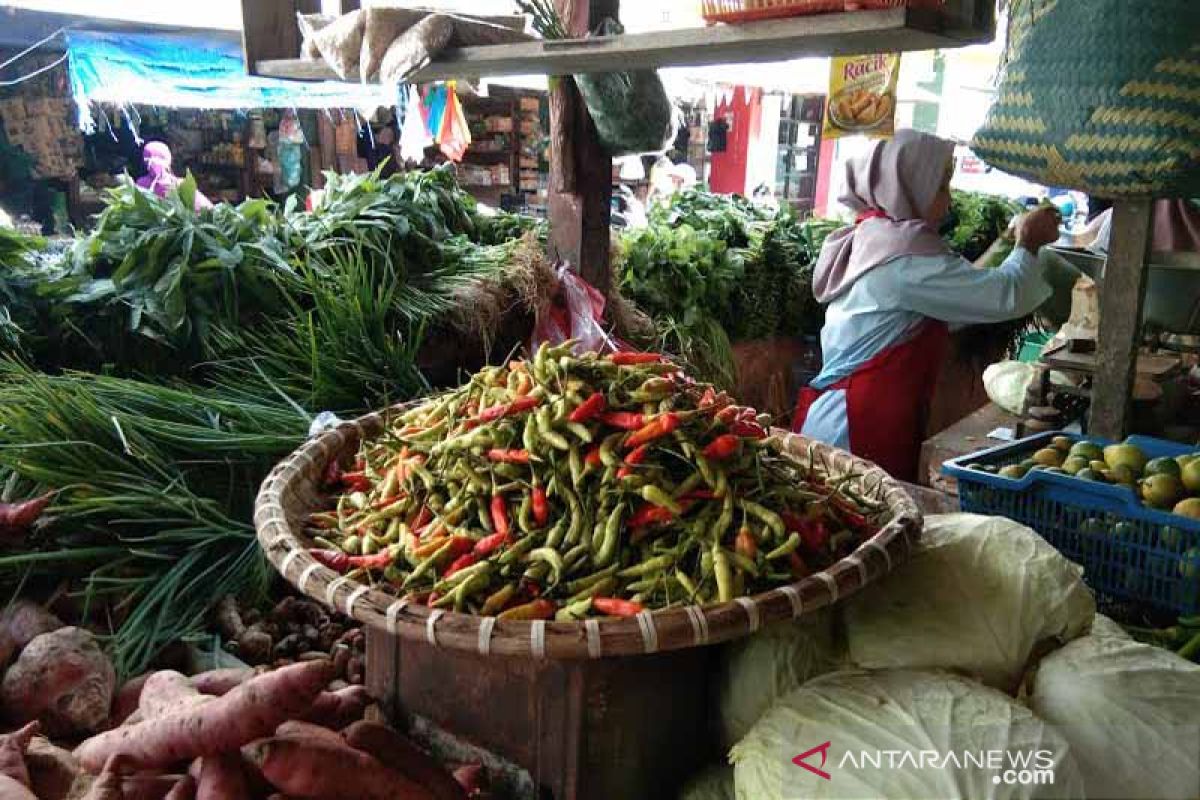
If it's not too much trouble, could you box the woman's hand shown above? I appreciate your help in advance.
[1015,206,1062,253]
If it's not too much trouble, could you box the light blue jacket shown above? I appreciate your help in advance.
[801,247,1050,449]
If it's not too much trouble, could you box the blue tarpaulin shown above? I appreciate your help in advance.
[66,29,395,131]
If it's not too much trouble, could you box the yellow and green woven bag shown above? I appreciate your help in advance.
[972,0,1200,198]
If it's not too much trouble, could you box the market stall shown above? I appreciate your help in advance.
[1,0,1199,798]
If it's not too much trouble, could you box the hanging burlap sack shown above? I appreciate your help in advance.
[297,13,337,61]
[312,9,365,81]
[379,14,455,86]
[444,15,533,47]
[972,0,1200,197]
[360,7,426,82]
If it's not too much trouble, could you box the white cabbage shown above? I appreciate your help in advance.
[731,669,1083,800]
[843,514,1095,692]
[679,763,735,800]
[1031,633,1200,799]
[716,610,840,748]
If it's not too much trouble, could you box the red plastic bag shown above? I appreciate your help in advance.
[531,265,626,354]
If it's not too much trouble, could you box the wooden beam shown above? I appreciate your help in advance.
[1089,198,1154,440]
[254,7,991,82]
[240,0,319,75]
[547,0,615,289]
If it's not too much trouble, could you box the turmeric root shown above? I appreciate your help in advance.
[245,736,436,800]
[342,720,465,800]
[75,660,333,772]
[215,596,273,665]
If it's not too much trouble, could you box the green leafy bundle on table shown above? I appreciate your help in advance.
[0,226,45,356]
[941,190,1023,263]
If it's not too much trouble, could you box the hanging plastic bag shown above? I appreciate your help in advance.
[437,83,472,163]
[572,19,678,157]
[531,265,620,355]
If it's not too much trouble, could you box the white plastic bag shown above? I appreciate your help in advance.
[531,265,615,355]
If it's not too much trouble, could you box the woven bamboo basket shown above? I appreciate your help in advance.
[254,405,921,661]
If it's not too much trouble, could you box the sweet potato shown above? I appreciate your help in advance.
[2,627,115,736]
[300,685,371,730]
[26,735,80,800]
[0,721,38,787]
[0,600,64,665]
[274,720,345,748]
[80,754,128,800]
[111,674,151,727]
[162,775,195,800]
[245,736,436,800]
[341,720,465,800]
[196,753,249,800]
[76,660,334,772]
[0,774,38,799]
[138,672,208,719]
[189,668,258,697]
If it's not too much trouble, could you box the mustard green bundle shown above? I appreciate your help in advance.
[972,0,1200,197]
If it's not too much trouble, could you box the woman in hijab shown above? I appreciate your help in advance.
[135,141,213,210]
[793,129,1060,481]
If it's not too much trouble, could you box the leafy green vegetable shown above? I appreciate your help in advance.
[941,189,1022,263]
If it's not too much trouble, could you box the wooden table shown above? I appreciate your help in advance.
[918,402,1022,494]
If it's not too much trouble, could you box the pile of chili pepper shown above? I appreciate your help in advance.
[307,343,886,622]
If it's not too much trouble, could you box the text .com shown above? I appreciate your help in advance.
[993,768,1056,787]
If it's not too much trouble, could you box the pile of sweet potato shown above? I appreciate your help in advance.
[0,601,485,799]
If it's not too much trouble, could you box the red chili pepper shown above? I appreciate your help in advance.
[309,549,351,573]
[702,434,741,460]
[445,535,476,560]
[347,551,395,570]
[789,551,811,579]
[479,395,542,423]
[444,552,479,579]
[715,406,741,424]
[830,496,877,535]
[681,489,717,501]
[568,392,607,423]
[490,495,511,539]
[409,505,433,533]
[321,459,343,488]
[514,371,533,397]
[616,466,633,480]
[487,448,533,464]
[353,457,365,472]
[608,351,663,365]
[531,486,549,527]
[427,592,441,607]
[624,412,680,450]
[624,444,650,466]
[627,503,677,529]
[735,526,758,560]
[0,492,53,534]
[497,598,556,621]
[340,471,373,493]
[730,420,768,439]
[584,446,603,467]
[598,411,646,430]
[783,513,830,552]
[592,597,645,617]
[371,493,407,511]
[474,530,510,557]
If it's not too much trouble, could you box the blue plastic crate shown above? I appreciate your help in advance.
[942,432,1200,615]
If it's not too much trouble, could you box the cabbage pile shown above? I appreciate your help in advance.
[679,514,1200,800]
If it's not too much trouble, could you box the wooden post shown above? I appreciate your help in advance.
[239,0,320,76]
[547,0,617,289]
[1089,198,1154,440]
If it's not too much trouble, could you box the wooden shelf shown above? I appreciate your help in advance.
[254,7,992,83]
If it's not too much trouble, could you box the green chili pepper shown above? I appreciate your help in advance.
[564,489,585,545]
[675,568,699,600]
[672,472,704,499]
[523,415,539,453]
[518,493,535,533]
[714,469,729,499]
[713,544,734,603]
[765,532,801,560]
[594,504,624,568]
[408,462,437,491]
[565,421,593,443]
[498,533,537,565]
[728,550,760,576]
[640,485,682,514]
[618,554,674,578]
[599,432,623,467]
[526,547,565,586]
[402,537,456,588]
[563,542,590,571]
[476,502,494,533]
[556,597,593,621]
[739,499,786,539]
[694,454,716,487]
[342,535,362,556]
[541,428,572,451]
[432,560,493,594]
[569,445,585,486]
[565,564,619,594]
[569,576,617,603]
[545,517,568,549]
[523,561,551,584]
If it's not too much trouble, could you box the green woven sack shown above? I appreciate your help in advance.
[972,0,1200,197]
